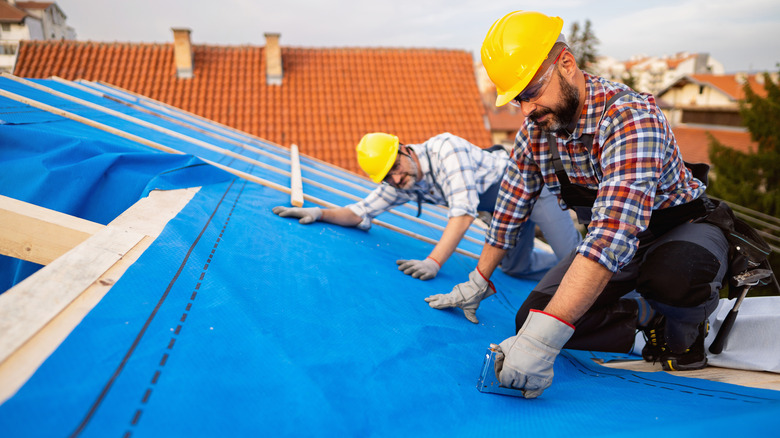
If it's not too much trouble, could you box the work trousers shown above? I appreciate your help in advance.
[479,185,582,280]
[515,220,729,353]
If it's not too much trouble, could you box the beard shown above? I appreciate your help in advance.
[529,70,580,134]
[397,154,419,190]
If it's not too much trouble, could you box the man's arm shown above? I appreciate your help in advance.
[475,242,507,280]
[544,254,613,323]
[272,205,363,227]
[320,207,363,227]
[428,214,475,266]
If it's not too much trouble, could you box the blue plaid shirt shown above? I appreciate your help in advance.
[487,74,705,272]
[348,133,508,230]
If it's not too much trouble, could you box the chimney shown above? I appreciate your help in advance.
[172,28,194,79]
[264,32,283,85]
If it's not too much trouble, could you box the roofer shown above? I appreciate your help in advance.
[273,132,581,284]
[427,11,731,398]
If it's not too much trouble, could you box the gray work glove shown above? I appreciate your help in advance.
[494,310,575,399]
[272,206,322,224]
[396,257,441,281]
[424,268,496,323]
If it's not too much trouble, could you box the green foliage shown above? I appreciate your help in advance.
[568,20,599,71]
[708,71,780,297]
[707,72,780,217]
[620,71,638,91]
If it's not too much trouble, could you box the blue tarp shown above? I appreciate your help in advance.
[1,78,779,437]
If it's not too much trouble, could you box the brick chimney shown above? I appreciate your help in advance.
[172,28,194,79]
[264,32,283,85]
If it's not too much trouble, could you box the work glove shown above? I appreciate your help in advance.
[272,206,322,224]
[494,310,575,399]
[396,257,441,281]
[424,268,496,323]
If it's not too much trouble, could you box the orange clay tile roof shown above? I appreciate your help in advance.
[665,53,696,69]
[673,125,757,165]
[690,74,769,101]
[13,40,491,174]
[15,2,55,10]
[0,1,28,22]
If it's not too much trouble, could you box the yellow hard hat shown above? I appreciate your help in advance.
[481,11,564,107]
[356,132,399,183]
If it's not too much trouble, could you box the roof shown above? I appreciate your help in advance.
[674,125,757,164]
[479,85,525,132]
[690,73,769,100]
[12,39,492,174]
[665,53,697,69]
[15,1,55,10]
[659,74,770,102]
[0,1,28,23]
[1,75,779,436]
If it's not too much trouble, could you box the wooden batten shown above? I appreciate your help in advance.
[0,195,104,265]
[290,144,304,207]
[0,188,200,403]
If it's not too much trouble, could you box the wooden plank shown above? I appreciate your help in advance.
[0,195,104,265]
[0,225,145,363]
[598,358,780,391]
[290,143,304,207]
[0,188,199,403]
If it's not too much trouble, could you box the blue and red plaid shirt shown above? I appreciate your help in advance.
[486,73,705,272]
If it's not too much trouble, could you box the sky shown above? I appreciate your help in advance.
[55,0,780,73]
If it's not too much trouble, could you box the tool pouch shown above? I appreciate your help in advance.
[695,199,773,298]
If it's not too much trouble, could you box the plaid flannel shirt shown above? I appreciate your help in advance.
[348,133,508,230]
[487,73,705,272]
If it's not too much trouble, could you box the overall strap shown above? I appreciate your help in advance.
[415,147,448,217]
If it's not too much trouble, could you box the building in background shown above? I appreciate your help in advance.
[475,52,770,166]
[656,73,775,126]
[594,52,724,96]
[0,0,74,72]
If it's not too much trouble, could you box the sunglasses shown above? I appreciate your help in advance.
[382,148,411,186]
[509,49,565,107]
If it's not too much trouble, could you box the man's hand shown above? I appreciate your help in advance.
[494,310,574,398]
[396,257,441,281]
[424,268,496,323]
[272,206,322,224]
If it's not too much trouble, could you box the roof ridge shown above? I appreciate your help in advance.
[17,39,471,55]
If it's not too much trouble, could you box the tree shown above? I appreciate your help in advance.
[568,19,599,72]
[707,72,780,216]
[707,71,780,296]
[620,71,638,91]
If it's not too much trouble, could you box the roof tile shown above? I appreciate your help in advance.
[14,40,487,173]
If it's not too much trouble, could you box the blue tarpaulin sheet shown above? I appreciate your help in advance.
[1,78,779,437]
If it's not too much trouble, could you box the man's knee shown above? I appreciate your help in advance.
[637,241,723,307]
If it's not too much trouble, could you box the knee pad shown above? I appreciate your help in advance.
[637,241,722,307]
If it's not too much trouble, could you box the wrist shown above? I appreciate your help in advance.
[476,266,490,282]
[426,256,441,268]
[531,309,575,330]
[475,266,495,294]
[523,310,576,349]
[304,207,324,221]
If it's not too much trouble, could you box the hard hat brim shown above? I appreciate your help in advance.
[370,144,398,183]
[492,15,564,107]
